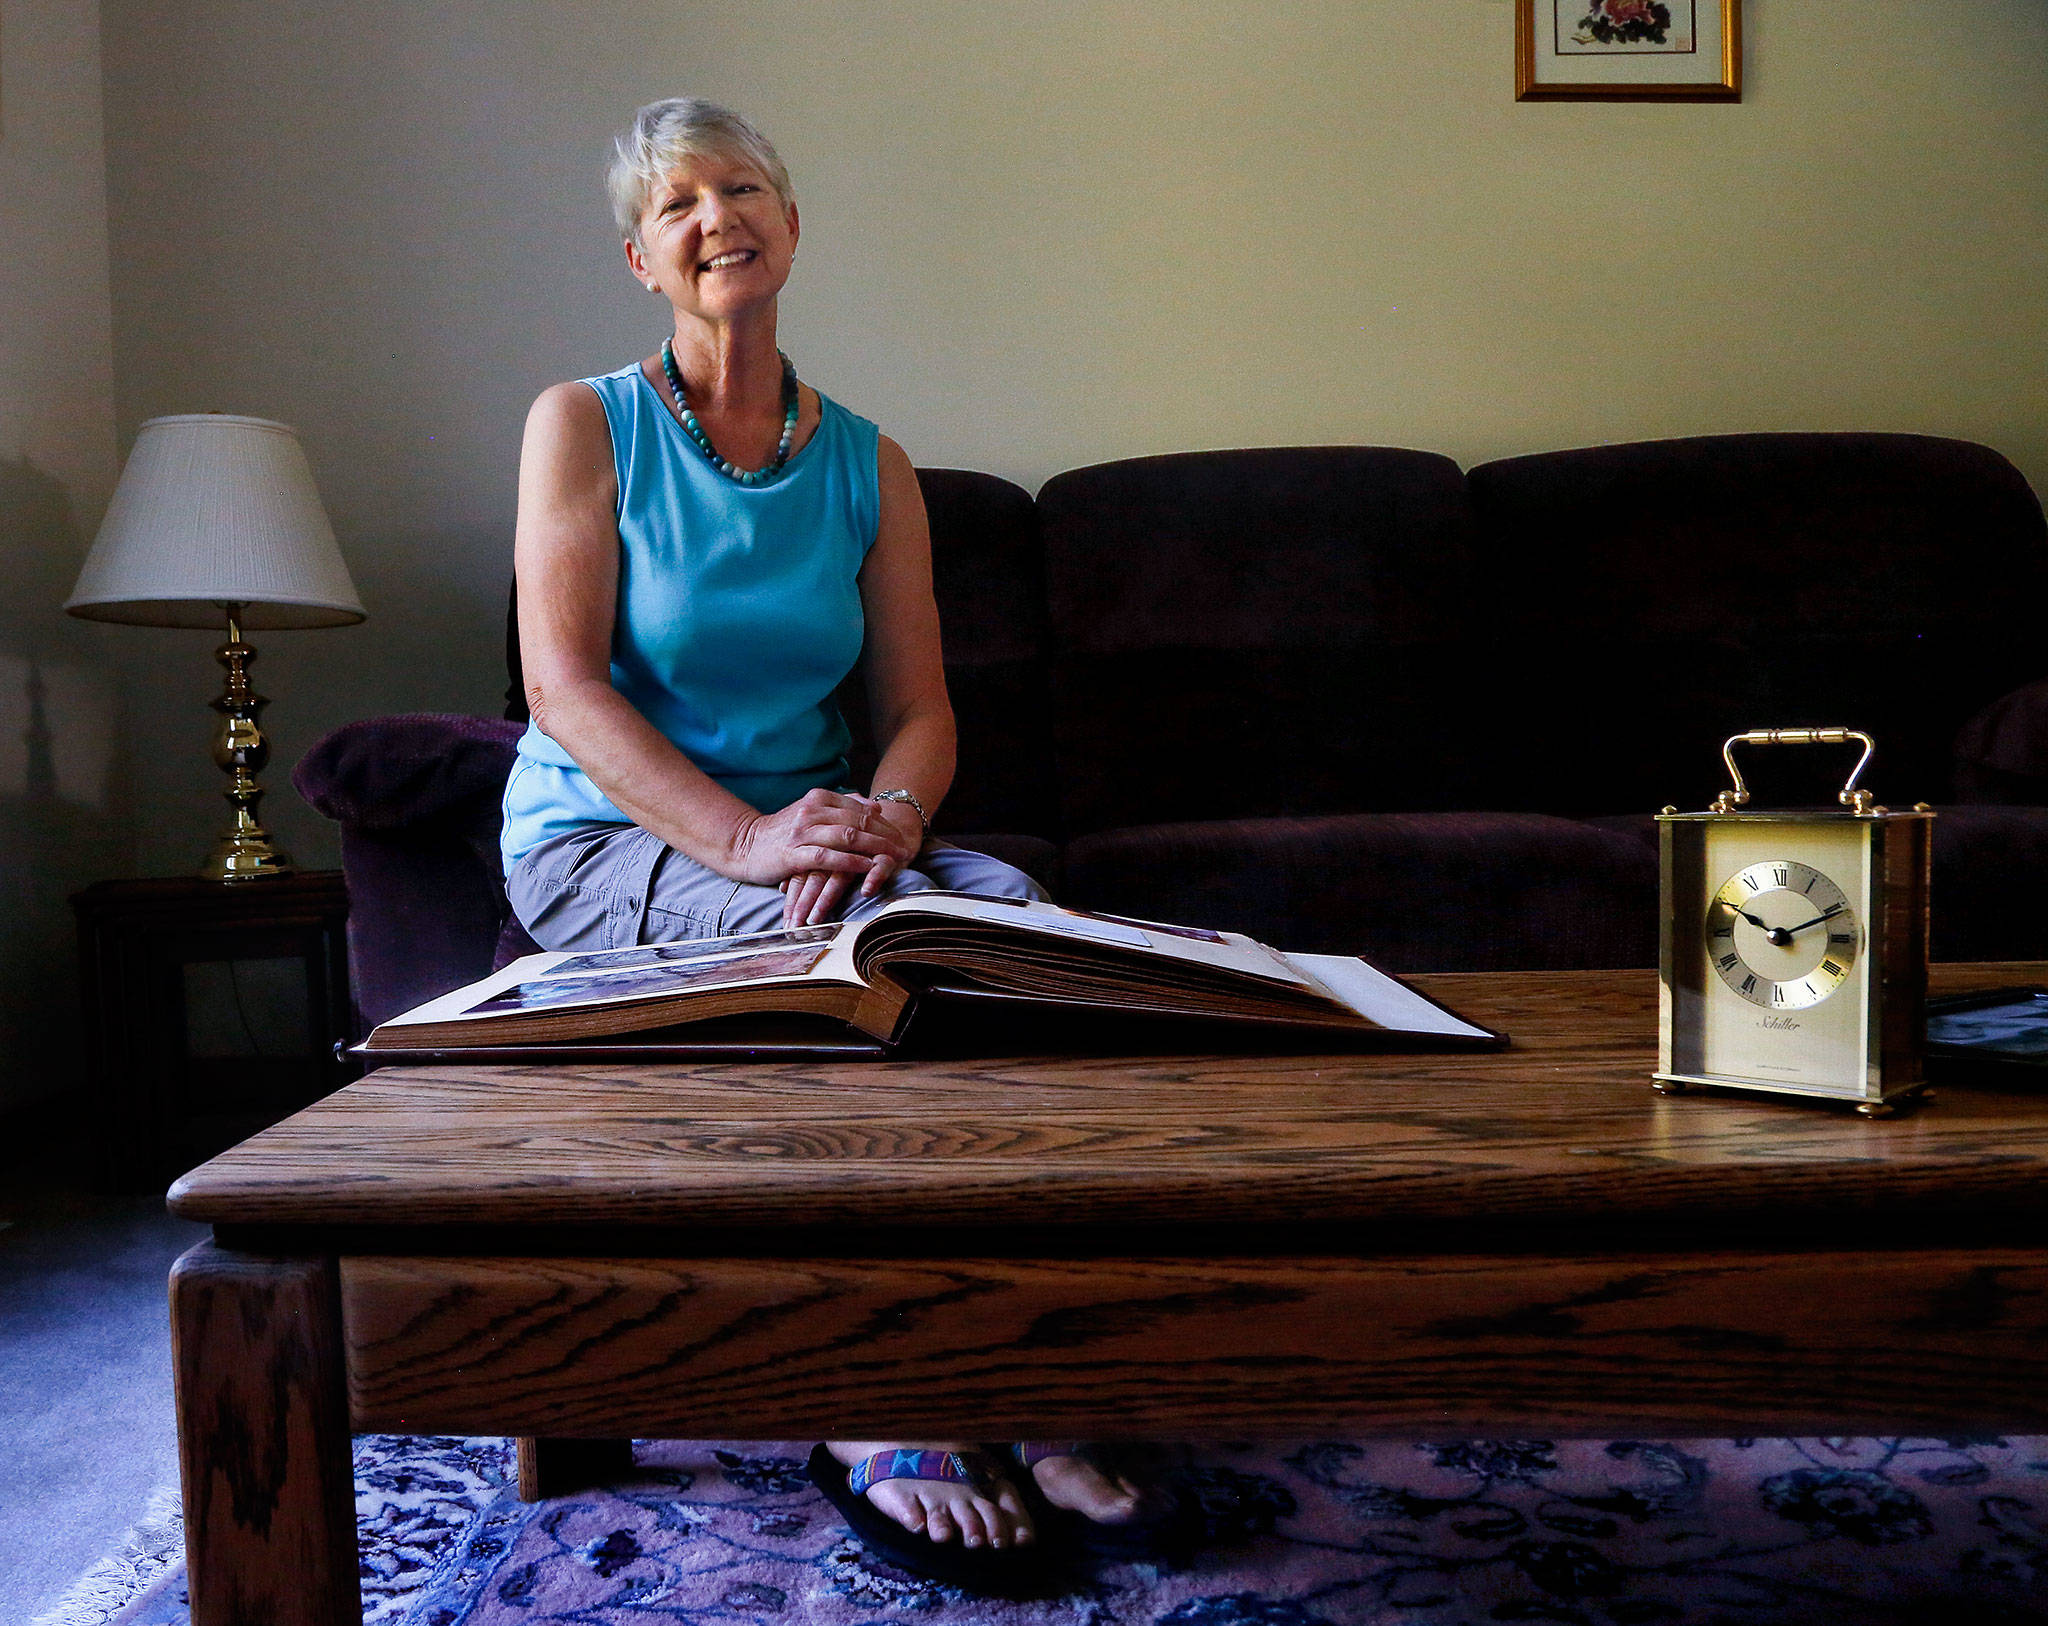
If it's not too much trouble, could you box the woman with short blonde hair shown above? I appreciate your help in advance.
[503,98,1171,1587]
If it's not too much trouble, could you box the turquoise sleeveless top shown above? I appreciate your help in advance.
[501,363,881,870]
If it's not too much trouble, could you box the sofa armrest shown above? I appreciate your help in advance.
[295,714,524,1029]
[293,713,523,830]
[1955,679,2048,804]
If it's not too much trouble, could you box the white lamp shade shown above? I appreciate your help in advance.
[66,414,366,630]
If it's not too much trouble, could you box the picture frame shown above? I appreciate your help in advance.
[1516,0,1741,102]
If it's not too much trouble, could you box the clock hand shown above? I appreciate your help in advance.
[1781,903,1849,937]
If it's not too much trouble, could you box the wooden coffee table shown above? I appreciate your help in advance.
[166,965,2048,1626]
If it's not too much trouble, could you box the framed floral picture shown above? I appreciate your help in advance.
[1516,0,1741,101]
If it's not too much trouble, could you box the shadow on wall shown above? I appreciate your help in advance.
[0,455,131,1116]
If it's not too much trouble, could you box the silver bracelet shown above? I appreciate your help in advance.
[873,787,929,837]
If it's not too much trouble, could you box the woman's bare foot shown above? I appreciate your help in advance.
[1026,1449,1145,1525]
[825,1441,1035,1549]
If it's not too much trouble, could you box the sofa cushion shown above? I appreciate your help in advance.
[1061,811,1659,972]
[1924,805,2048,961]
[1037,446,1482,835]
[1467,433,2048,816]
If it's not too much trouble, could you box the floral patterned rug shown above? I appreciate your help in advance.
[73,1434,2048,1625]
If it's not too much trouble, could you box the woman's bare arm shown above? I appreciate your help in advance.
[781,433,956,924]
[515,382,887,886]
[861,434,957,824]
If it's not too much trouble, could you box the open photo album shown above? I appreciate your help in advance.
[360,891,1504,1060]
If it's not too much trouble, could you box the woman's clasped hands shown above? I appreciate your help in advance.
[726,787,923,928]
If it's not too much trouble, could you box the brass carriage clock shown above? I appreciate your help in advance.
[1655,729,1933,1116]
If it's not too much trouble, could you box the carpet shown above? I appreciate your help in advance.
[53,1434,2048,1625]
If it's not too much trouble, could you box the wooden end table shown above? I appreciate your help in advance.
[74,871,354,1188]
[166,964,2048,1626]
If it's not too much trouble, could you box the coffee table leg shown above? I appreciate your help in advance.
[171,1240,360,1626]
[516,1437,636,1501]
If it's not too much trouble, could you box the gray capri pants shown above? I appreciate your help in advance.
[506,822,1048,951]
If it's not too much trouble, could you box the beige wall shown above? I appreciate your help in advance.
[83,0,2048,889]
[1,0,124,1113]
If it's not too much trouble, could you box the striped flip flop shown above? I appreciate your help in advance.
[806,1444,1060,1596]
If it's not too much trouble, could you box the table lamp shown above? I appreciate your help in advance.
[65,414,366,882]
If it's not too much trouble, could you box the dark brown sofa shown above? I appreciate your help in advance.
[295,432,2048,1033]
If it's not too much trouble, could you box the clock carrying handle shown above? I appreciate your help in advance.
[1711,728,1877,815]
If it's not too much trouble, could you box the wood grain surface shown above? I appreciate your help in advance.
[172,1243,360,1626]
[340,1246,2048,1439]
[168,966,2048,1236]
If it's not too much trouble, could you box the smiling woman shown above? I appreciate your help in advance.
[496,97,1161,1587]
[506,97,1047,946]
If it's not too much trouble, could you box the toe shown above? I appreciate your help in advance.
[871,1483,928,1535]
[980,1491,1024,1548]
[994,1483,1035,1548]
[920,1493,959,1546]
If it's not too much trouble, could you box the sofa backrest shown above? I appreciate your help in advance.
[311,431,2048,1018]
[1466,433,2048,814]
[1036,446,1482,836]
[477,433,2048,834]
[841,468,1058,838]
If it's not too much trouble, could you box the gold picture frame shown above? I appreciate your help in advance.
[1517,0,1741,102]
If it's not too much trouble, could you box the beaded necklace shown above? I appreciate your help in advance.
[659,338,800,486]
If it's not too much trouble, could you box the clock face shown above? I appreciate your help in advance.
[1706,860,1861,1010]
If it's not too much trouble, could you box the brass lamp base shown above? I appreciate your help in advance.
[202,827,294,882]
[202,604,295,883]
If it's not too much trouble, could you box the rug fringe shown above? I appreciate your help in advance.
[27,1483,184,1626]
